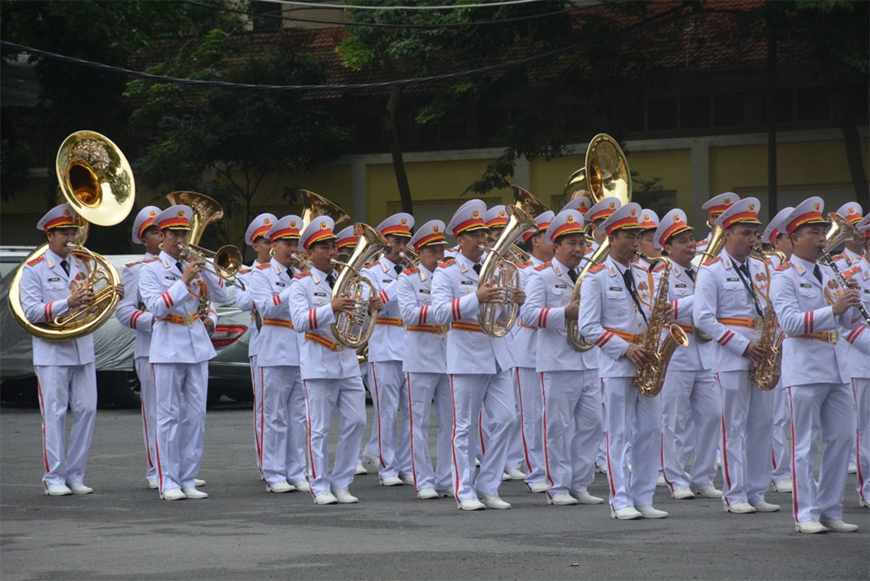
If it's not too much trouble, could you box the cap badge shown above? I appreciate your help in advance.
[290,220,296,228]
[177,210,185,218]
[643,213,651,222]
[724,198,731,205]
[400,218,408,225]
[674,214,682,223]
[63,209,71,217]
[149,210,156,218]
[847,206,857,215]
[499,210,506,218]
[320,221,328,229]
[629,208,637,217]
[432,225,440,232]
[609,202,616,209]
[814,203,821,212]
[748,203,755,212]
[566,214,575,223]
[472,210,480,219]
[264,218,272,226]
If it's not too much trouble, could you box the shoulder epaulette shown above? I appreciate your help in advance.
[775,262,793,272]
[143,256,159,263]
[534,261,551,271]
[438,259,456,268]
[695,240,707,247]
[79,254,92,262]
[124,260,142,268]
[26,255,45,267]
[294,272,311,279]
[651,261,667,273]
[238,267,252,274]
[403,267,418,275]
[832,253,846,261]
[256,263,271,270]
[517,260,533,269]
[843,265,861,277]
[702,256,721,267]
[589,263,606,274]
[633,262,650,272]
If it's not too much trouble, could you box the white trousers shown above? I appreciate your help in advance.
[543,370,601,498]
[250,355,263,476]
[135,357,158,482]
[35,363,97,488]
[369,361,412,479]
[363,362,379,459]
[152,361,208,492]
[854,378,870,505]
[258,365,307,486]
[660,369,721,491]
[450,371,516,502]
[602,377,661,510]
[716,370,774,506]
[304,376,366,497]
[407,371,453,492]
[788,383,854,523]
[596,384,607,468]
[517,366,546,486]
[770,381,792,484]
[504,368,525,471]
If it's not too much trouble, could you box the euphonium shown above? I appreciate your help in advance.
[477,205,536,337]
[8,130,134,340]
[634,255,689,397]
[821,212,870,325]
[330,223,387,349]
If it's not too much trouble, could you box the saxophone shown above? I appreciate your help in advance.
[634,255,690,397]
[749,252,783,390]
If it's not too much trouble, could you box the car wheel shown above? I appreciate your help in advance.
[103,371,141,409]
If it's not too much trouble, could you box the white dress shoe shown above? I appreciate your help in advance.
[291,479,310,492]
[379,476,403,487]
[475,457,481,467]
[194,478,206,487]
[160,488,186,501]
[479,493,511,509]
[417,487,439,500]
[692,485,722,499]
[362,452,379,467]
[458,497,485,511]
[436,488,454,498]
[182,487,208,499]
[656,475,667,487]
[528,482,548,493]
[672,487,695,500]
[313,492,338,505]
[859,499,870,508]
[848,463,858,474]
[147,479,159,490]
[595,464,607,474]
[547,493,579,506]
[637,505,669,519]
[724,502,756,514]
[505,467,526,480]
[820,519,859,532]
[501,472,511,481]
[399,473,415,486]
[773,478,793,493]
[44,484,73,496]
[794,520,827,534]
[571,490,604,505]
[611,506,643,520]
[750,501,780,513]
[67,482,93,495]
[332,489,359,504]
[355,462,368,475]
[266,480,296,493]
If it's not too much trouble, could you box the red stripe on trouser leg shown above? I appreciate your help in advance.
[151,364,164,492]
[370,363,386,470]
[788,387,799,521]
[449,375,461,502]
[37,378,49,475]
[516,368,533,479]
[259,367,266,469]
[852,380,866,503]
[139,360,153,470]
[716,374,732,506]
[407,373,417,488]
[541,373,555,491]
[303,380,318,488]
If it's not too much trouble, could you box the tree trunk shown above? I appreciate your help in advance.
[384,86,413,214]
[817,47,870,209]
[765,11,778,216]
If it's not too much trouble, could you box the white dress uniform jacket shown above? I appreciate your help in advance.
[249,262,300,368]
[236,260,263,360]
[362,256,405,362]
[397,265,447,373]
[139,251,229,363]
[115,253,155,359]
[430,252,514,373]
[663,263,711,371]
[20,249,95,365]
[512,258,544,369]
[843,259,870,362]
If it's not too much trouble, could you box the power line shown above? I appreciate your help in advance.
[0,4,688,95]
[264,0,566,11]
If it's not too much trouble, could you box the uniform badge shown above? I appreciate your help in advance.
[47,277,60,282]
[314,291,327,297]
[461,280,474,285]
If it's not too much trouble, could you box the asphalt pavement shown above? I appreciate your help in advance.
[1,403,868,581]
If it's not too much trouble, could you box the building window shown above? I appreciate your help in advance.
[795,86,830,121]
[647,97,678,131]
[713,92,745,127]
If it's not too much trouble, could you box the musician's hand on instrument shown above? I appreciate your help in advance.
[331,296,356,315]
[114,283,125,299]
[564,300,580,320]
[743,342,768,365]
[625,345,648,368]
[662,301,674,322]
[182,260,203,284]
[511,289,526,306]
[368,296,384,314]
[68,285,93,308]
[832,289,862,315]
[476,284,502,303]
[202,317,215,332]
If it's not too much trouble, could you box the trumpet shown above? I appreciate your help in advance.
[178,242,246,291]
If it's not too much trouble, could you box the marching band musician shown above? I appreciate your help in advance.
[521,209,604,507]
[236,212,277,480]
[139,205,229,501]
[770,197,864,533]
[115,206,162,489]
[696,193,739,257]
[361,213,415,487]
[431,199,521,510]
[577,202,670,520]
[248,215,310,494]
[288,217,381,504]
[850,214,870,509]
[636,209,661,263]
[21,204,125,496]
[653,209,722,501]
[760,207,796,495]
[561,196,592,217]
[511,210,555,492]
[832,202,865,270]
[693,198,780,515]
[396,220,453,500]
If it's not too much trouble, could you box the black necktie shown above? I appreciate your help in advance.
[60,259,70,276]
[813,264,823,285]
[568,269,578,284]
[735,262,763,317]
[686,268,695,283]
[176,261,184,274]
[394,264,403,275]
[622,268,648,325]
[472,264,482,275]
[326,274,336,289]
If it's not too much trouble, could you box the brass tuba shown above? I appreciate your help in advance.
[690,218,727,342]
[508,186,551,263]
[296,189,352,268]
[330,223,387,349]
[8,131,134,340]
[566,134,632,351]
[634,255,689,396]
[477,205,537,337]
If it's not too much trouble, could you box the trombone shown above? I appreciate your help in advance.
[177,242,247,291]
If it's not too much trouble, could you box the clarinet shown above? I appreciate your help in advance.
[820,251,870,325]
